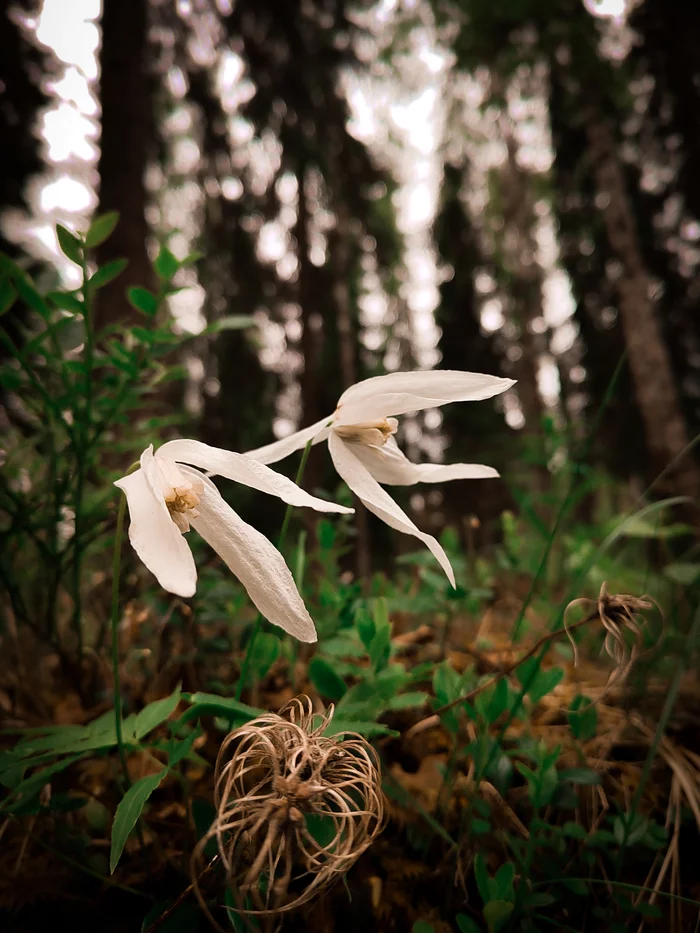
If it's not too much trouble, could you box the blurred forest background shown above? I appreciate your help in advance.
[2,0,699,555]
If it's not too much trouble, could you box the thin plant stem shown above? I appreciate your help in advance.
[235,437,314,702]
[112,482,135,787]
[71,255,94,663]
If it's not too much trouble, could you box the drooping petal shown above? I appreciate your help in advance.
[242,416,334,465]
[186,470,317,642]
[328,431,456,587]
[114,462,197,598]
[348,436,499,486]
[336,370,515,423]
[157,438,352,514]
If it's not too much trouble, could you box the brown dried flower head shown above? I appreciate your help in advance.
[565,581,659,697]
[192,695,385,920]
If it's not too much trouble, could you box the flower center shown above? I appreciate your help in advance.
[333,417,398,447]
[163,479,204,533]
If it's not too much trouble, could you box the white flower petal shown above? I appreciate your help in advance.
[114,465,197,598]
[189,479,317,642]
[337,370,515,422]
[348,436,499,485]
[243,416,333,464]
[328,431,456,587]
[157,438,352,514]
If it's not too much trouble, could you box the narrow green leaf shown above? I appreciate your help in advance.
[201,314,256,335]
[13,272,51,318]
[323,720,398,738]
[47,291,83,314]
[0,279,16,316]
[309,656,347,701]
[85,211,119,248]
[494,861,515,900]
[129,684,182,741]
[663,562,700,585]
[412,922,434,933]
[90,258,128,289]
[56,224,83,264]
[110,770,166,872]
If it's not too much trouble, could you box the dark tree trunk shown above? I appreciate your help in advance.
[585,115,700,500]
[95,0,154,330]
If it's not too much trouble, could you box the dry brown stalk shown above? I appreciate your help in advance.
[407,585,659,738]
[191,695,384,926]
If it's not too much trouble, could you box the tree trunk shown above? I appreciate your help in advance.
[585,115,700,500]
[95,0,154,330]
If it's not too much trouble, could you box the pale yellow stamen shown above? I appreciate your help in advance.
[164,480,203,532]
[334,418,398,447]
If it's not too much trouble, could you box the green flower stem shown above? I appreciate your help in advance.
[235,437,314,702]
[111,463,139,787]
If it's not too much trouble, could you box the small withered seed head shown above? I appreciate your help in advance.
[191,695,385,924]
[565,582,661,703]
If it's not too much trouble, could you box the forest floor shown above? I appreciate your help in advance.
[1,580,700,933]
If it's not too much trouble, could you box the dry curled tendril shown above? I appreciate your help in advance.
[191,696,385,926]
[564,581,660,703]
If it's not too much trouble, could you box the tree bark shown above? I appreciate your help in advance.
[95,0,154,330]
[585,115,700,500]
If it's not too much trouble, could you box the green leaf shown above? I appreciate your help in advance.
[90,258,128,289]
[85,211,119,248]
[13,271,51,318]
[412,923,434,933]
[494,861,515,899]
[387,691,429,711]
[558,767,601,786]
[562,820,588,839]
[201,314,256,335]
[369,621,392,672]
[456,915,481,933]
[323,719,398,738]
[355,607,375,651]
[56,224,83,263]
[483,900,513,932]
[568,694,598,741]
[127,286,159,317]
[562,878,588,895]
[1,754,84,813]
[474,853,493,903]
[522,892,556,908]
[248,632,281,682]
[154,246,180,280]
[47,291,83,314]
[110,770,166,872]
[309,656,347,701]
[128,684,182,742]
[476,677,509,724]
[0,278,17,316]
[516,658,564,704]
[179,692,261,727]
[663,562,700,585]
[432,661,461,706]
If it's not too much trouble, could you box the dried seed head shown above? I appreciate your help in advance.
[565,582,660,701]
[192,696,385,921]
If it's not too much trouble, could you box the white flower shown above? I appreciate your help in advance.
[114,439,354,642]
[245,370,514,587]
